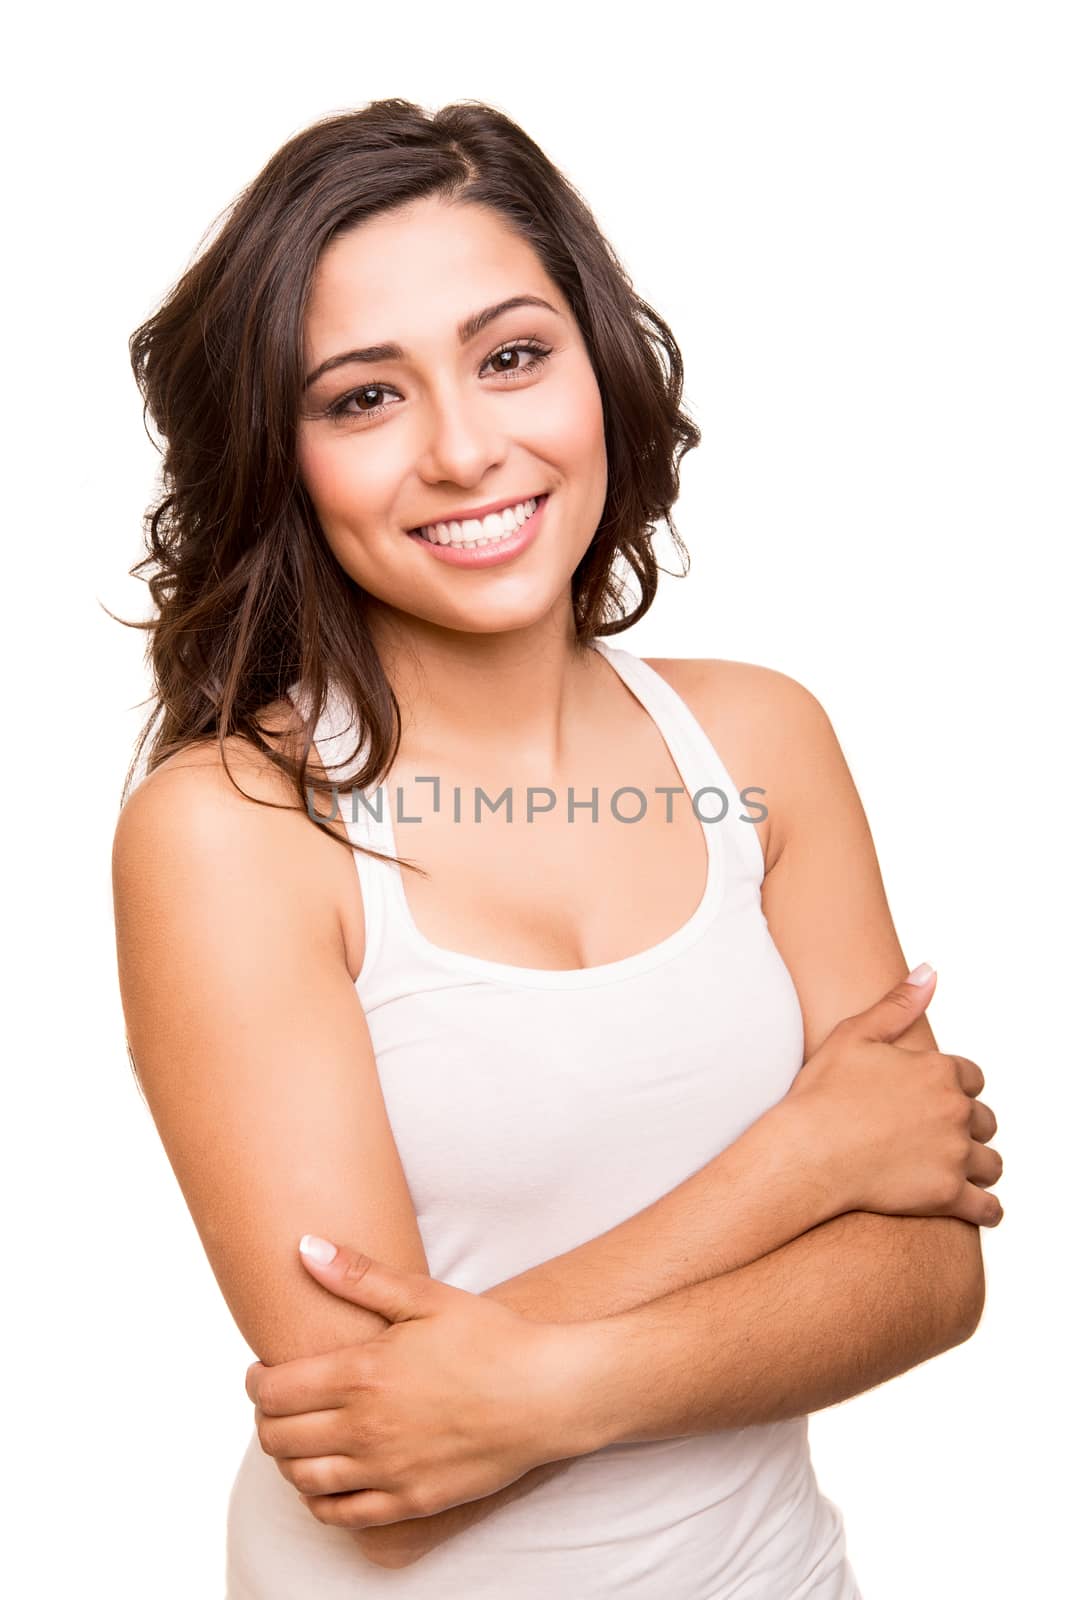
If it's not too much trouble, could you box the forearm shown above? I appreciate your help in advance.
[483,1099,836,1323]
[359,1105,852,1568]
[563,1208,983,1453]
[362,1206,981,1567]
[356,1100,835,1566]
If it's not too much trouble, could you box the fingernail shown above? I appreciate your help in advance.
[299,1234,338,1264]
[905,962,936,985]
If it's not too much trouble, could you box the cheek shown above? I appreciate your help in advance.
[297,433,393,532]
[297,436,349,523]
[545,367,606,476]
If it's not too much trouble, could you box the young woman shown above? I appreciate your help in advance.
[112,99,1003,1598]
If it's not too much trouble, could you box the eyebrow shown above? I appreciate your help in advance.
[303,294,564,389]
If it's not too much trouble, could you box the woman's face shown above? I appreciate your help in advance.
[297,196,608,640]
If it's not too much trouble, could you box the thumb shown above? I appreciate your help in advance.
[852,961,938,1044]
[297,1234,439,1324]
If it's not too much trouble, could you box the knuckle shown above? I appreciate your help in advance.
[255,1381,278,1415]
[256,1421,281,1457]
[288,1460,321,1495]
[950,1093,973,1128]
[402,1485,435,1520]
[341,1252,374,1287]
[932,1173,961,1210]
[932,1051,959,1084]
[932,1081,967,1127]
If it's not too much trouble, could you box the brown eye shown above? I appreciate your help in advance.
[324,382,399,422]
[484,340,552,380]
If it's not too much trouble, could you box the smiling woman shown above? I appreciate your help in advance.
[112,96,1000,1599]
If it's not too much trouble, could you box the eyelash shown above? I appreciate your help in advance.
[324,339,554,424]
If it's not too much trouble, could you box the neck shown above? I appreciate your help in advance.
[365,601,602,779]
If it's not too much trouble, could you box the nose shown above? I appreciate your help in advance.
[415,386,508,489]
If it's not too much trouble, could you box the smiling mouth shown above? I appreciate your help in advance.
[407,494,548,548]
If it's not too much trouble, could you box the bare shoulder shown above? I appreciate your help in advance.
[643,657,831,873]
[117,694,316,814]
[112,695,359,966]
[115,690,350,833]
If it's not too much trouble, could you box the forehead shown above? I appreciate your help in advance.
[304,197,556,352]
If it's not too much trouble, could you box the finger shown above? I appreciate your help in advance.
[278,1454,371,1497]
[944,1181,1004,1228]
[251,1350,356,1416]
[850,966,937,1045]
[301,1488,414,1530]
[969,1098,998,1143]
[256,1405,356,1460]
[950,1056,985,1097]
[967,1140,1004,1190]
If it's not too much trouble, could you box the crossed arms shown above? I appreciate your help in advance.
[112,664,985,1565]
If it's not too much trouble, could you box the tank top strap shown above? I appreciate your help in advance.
[286,674,396,978]
[591,639,766,885]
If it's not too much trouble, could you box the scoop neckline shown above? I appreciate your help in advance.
[368,644,728,991]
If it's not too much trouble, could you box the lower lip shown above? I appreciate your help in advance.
[405,495,549,568]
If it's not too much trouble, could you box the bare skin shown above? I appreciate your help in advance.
[112,194,1000,1572]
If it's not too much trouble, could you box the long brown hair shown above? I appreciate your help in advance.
[117,97,700,861]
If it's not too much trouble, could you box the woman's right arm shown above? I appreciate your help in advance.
[112,741,428,1369]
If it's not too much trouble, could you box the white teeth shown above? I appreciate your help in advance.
[414,496,540,546]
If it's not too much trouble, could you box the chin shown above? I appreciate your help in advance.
[435,603,564,638]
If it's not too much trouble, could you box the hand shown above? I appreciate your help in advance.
[784,964,1005,1227]
[244,1237,599,1533]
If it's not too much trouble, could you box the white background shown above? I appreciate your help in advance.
[4,2,1062,1594]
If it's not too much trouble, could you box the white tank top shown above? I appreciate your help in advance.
[226,640,862,1599]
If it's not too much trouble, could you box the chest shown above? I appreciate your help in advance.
[385,756,713,972]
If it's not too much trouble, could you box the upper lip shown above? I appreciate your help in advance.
[407,492,546,532]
